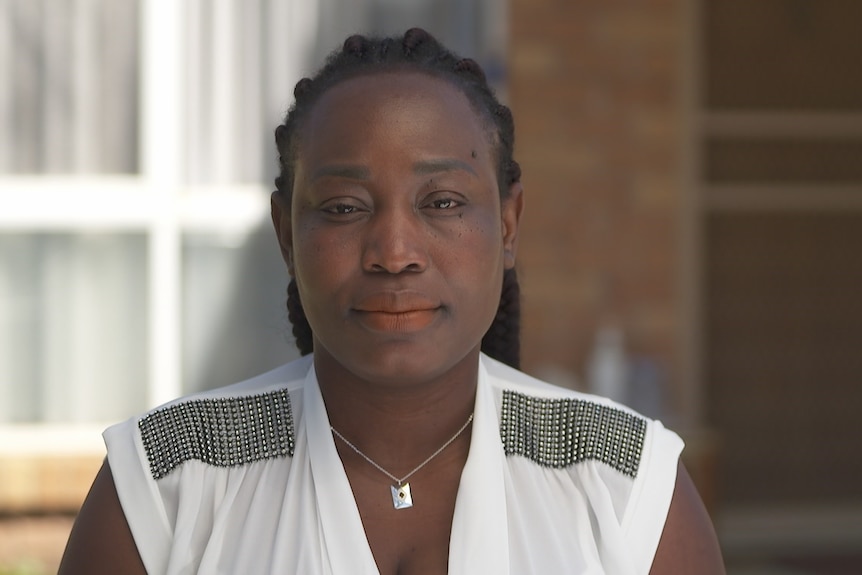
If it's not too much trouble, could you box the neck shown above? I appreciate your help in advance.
[313,346,480,468]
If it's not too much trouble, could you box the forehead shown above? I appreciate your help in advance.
[297,71,494,159]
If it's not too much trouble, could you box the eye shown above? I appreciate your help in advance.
[431,198,460,209]
[326,203,358,214]
[422,192,465,212]
[319,197,366,218]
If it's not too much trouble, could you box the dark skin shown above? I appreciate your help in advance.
[274,71,518,574]
[59,71,724,574]
[58,461,147,575]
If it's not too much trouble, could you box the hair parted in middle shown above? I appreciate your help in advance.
[275,27,522,368]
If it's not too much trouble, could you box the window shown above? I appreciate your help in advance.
[0,0,313,428]
[0,0,505,439]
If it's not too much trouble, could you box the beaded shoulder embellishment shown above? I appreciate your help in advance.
[500,390,646,477]
[138,389,295,480]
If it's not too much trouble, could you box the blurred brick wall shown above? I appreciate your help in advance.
[508,0,686,414]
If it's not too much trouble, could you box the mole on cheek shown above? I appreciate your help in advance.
[471,150,477,159]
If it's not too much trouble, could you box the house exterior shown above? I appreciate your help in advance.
[2,0,861,571]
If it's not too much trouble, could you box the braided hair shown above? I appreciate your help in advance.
[275,28,522,368]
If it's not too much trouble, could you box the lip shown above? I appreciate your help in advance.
[353,291,440,314]
[355,309,439,333]
[353,291,442,333]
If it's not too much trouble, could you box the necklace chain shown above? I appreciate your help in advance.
[331,412,474,485]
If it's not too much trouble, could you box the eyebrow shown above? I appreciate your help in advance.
[310,164,371,182]
[412,158,477,177]
[310,158,478,182]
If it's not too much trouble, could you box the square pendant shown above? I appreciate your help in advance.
[391,482,413,509]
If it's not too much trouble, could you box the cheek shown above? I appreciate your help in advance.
[461,210,505,261]
[443,211,506,292]
[291,222,350,294]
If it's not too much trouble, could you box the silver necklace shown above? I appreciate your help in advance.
[331,413,474,509]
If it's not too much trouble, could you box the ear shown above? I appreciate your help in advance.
[270,191,295,276]
[500,182,524,270]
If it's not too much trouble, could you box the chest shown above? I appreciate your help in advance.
[171,444,621,575]
[340,444,468,575]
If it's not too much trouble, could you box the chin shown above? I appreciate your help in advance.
[358,348,444,385]
[345,342,477,389]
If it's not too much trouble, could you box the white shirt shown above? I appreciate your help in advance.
[105,354,683,574]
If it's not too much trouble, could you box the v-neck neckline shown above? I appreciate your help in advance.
[302,357,511,575]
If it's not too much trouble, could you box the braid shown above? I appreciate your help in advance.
[275,28,522,368]
[286,279,313,356]
[481,268,521,369]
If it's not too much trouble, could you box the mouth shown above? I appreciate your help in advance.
[354,309,440,333]
[353,292,442,333]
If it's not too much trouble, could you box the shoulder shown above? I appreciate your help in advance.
[107,355,312,482]
[134,356,312,480]
[95,357,314,572]
[480,354,698,569]
[480,356,724,572]
[481,354,673,478]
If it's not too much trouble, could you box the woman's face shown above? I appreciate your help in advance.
[274,71,521,387]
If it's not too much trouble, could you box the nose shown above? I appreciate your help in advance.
[361,207,428,274]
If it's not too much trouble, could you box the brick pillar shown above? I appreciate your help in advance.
[508,0,686,417]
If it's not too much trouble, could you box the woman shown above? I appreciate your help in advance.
[59,28,724,574]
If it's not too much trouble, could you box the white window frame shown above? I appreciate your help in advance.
[0,0,270,458]
[0,0,507,482]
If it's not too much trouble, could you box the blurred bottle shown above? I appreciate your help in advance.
[628,356,666,421]
[586,324,629,405]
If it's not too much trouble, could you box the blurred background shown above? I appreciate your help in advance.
[1,0,860,573]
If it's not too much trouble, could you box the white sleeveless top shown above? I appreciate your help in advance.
[104,354,683,574]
